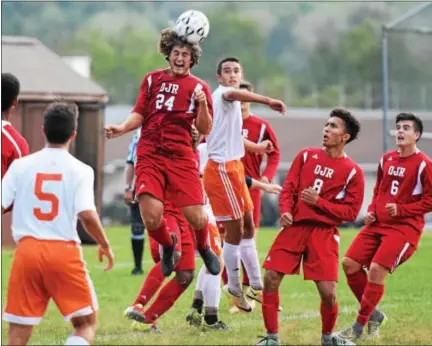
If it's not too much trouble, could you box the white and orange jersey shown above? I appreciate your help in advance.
[197,142,216,226]
[206,85,244,163]
[1,147,96,244]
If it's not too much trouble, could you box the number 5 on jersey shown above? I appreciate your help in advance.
[155,94,175,111]
[33,173,62,221]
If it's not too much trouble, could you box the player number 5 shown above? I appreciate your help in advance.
[155,94,175,111]
[390,180,399,196]
[33,173,63,221]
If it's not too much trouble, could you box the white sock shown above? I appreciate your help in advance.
[202,272,222,308]
[195,265,206,292]
[65,335,89,345]
[222,242,242,295]
[240,238,263,290]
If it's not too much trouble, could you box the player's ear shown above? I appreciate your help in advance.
[12,98,18,109]
[216,74,222,83]
[70,130,77,141]
[342,133,351,144]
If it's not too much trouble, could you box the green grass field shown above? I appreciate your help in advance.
[2,227,432,345]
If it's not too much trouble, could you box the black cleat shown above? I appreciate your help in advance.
[131,267,144,276]
[198,246,221,275]
[161,233,178,277]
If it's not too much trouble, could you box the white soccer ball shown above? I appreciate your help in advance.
[173,10,210,44]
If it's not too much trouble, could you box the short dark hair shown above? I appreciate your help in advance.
[43,102,78,144]
[396,112,423,141]
[158,28,202,68]
[2,73,20,112]
[329,107,360,144]
[217,57,240,75]
[239,80,253,92]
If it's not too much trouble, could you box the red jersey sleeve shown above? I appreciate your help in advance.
[367,157,384,214]
[315,166,365,222]
[133,73,152,116]
[262,122,280,181]
[279,150,304,215]
[398,160,432,217]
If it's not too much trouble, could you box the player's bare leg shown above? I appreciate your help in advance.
[341,258,386,339]
[138,194,177,276]
[337,262,389,342]
[222,218,253,312]
[7,324,33,346]
[182,205,221,275]
[256,269,283,345]
[65,314,98,345]
[241,210,263,304]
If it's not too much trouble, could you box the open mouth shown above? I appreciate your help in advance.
[174,62,184,68]
[323,134,329,140]
[397,136,404,140]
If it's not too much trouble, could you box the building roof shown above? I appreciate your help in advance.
[2,36,108,103]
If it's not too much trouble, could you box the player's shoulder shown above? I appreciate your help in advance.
[188,73,210,86]
[2,121,27,142]
[296,147,321,162]
[248,114,269,125]
[417,150,432,164]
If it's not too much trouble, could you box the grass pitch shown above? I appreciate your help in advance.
[2,227,432,345]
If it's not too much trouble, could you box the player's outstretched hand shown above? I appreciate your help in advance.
[280,212,293,227]
[104,124,125,139]
[258,140,274,154]
[385,203,398,217]
[194,90,207,104]
[268,99,287,115]
[301,187,319,205]
[364,212,376,225]
[263,183,283,194]
[98,245,115,271]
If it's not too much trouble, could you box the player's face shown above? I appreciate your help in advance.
[217,61,242,88]
[322,117,350,147]
[395,120,419,147]
[169,45,192,76]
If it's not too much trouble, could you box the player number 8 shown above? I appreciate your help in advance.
[312,178,324,194]
[390,180,399,196]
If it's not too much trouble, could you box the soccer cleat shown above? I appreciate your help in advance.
[198,246,221,275]
[203,320,230,331]
[124,304,146,323]
[185,307,203,327]
[245,287,283,312]
[334,326,362,342]
[161,233,178,277]
[367,310,387,338]
[131,267,144,276]
[222,285,253,313]
[256,335,280,345]
[321,334,356,346]
[131,321,162,333]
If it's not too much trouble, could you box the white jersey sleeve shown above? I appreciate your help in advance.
[1,159,19,209]
[74,165,97,214]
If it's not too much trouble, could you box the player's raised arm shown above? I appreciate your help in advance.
[223,88,286,114]
[243,138,274,154]
[312,166,365,222]
[397,160,432,217]
[279,150,305,216]
[195,83,213,135]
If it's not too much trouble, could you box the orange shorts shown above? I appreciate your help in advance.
[3,237,98,325]
[203,159,253,221]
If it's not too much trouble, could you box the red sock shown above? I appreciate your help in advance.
[221,266,228,285]
[320,301,339,335]
[357,282,385,326]
[133,263,165,307]
[143,278,186,322]
[262,291,279,334]
[241,261,250,287]
[346,269,368,303]
[194,223,209,251]
[148,218,173,247]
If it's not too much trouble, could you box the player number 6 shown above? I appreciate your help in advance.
[390,180,399,196]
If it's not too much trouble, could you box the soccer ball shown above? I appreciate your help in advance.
[173,10,210,44]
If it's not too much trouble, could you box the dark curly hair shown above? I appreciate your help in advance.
[329,107,361,144]
[158,28,202,68]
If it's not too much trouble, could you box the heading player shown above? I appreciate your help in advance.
[104,28,220,278]
[336,113,432,342]
[2,102,114,346]
[257,108,364,346]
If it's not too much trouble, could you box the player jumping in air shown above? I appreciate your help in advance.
[204,57,286,313]
[257,108,364,346]
[2,102,114,346]
[104,28,220,278]
[335,113,432,342]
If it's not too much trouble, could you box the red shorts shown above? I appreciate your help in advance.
[135,151,203,208]
[345,225,416,273]
[149,211,195,271]
[249,188,262,228]
[263,223,340,281]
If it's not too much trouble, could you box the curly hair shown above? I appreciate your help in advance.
[158,28,202,67]
[329,107,361,144]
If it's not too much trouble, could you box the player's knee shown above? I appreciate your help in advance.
[175,270,194,288]
[321,291,337,306]
[342,257,362,275]
[131,223,145,238]
[243,211,255,239]
[264,270,282,292]
[70,313,97,343]
[184,209,207,230]
[368,262,388,284]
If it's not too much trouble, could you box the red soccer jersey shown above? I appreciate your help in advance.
[279,147,365,226]
[367,149,432,247]
[241,114,280,181]
[1,120,29,179]
[133,69,213,158]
